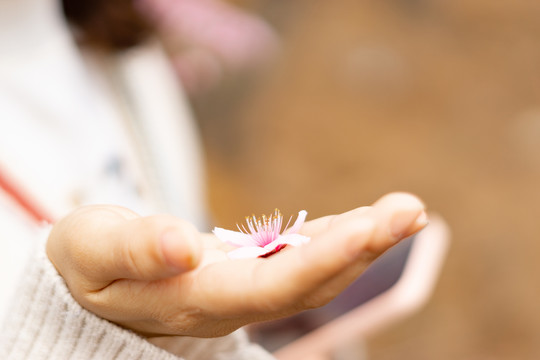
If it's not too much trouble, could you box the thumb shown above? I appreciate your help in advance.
[104,214,203,282]
[48,206,203,293]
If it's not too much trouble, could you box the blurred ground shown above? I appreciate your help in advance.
[191,0,540,359]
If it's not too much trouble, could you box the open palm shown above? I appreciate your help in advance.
[47,192,427,338]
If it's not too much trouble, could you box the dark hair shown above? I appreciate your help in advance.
[61,0,152,51]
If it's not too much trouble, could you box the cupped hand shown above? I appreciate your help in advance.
[46,192,427,338]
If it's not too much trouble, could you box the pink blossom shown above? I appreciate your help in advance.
[213,210,310,259]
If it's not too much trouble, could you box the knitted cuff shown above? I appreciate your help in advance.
[149,329,276,360]
[0,230,180,360]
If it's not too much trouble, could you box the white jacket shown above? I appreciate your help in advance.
[0,0,273,358]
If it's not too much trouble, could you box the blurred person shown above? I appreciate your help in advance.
[0,0,428,359]
[140,0,280,95]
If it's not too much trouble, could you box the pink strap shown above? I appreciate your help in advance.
[0,169,54,224]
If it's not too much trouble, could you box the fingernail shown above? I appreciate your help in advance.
[160,230,198,272]
[415,211,429,228]
[390,209,428,241]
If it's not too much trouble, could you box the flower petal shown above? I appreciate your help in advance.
[283,233,311,246]
[286,210,308,234]
[259,244,287,258]
[267,234,311,250]
[227,246,267,259]
[213,227,256,247]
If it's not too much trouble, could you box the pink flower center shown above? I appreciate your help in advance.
[237,209,291,247]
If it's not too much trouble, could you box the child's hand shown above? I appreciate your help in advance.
[46,192,427,338]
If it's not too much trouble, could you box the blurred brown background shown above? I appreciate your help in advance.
[191,0,540,359]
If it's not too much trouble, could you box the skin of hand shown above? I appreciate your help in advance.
[46,192,428,338]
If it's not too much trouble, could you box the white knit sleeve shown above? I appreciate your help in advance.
[0,233,181,360]
[0,231,274,360]
[149,330,276,360]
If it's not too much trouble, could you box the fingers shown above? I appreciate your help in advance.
[252,192,427,311]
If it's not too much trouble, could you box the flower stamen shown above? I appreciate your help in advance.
[214,209,310,259]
